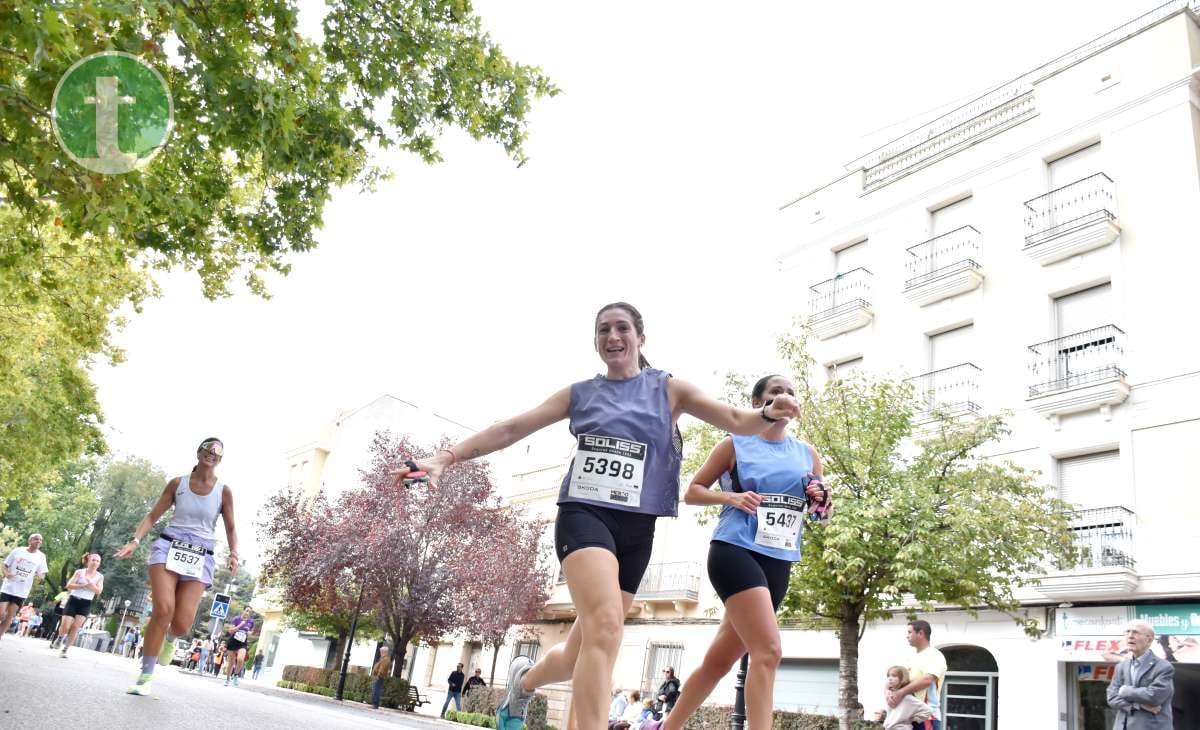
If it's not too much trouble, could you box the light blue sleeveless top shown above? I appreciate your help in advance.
[711,434,813,561]
[558,368,682,517]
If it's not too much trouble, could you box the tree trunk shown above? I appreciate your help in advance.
[838,610,864,730]
[489,640,501,686]
[393,631,414,678]
[327,628,348,670]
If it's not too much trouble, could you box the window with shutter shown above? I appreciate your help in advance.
[931,196,973,238]
[1058,450,1119,509]
[1049,143,1101,190]
[834,240,867,276]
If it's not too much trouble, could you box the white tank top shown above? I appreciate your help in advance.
[165,474,224,541]
[69,568,102,599]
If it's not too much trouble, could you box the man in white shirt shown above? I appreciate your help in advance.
[1,533,49,644]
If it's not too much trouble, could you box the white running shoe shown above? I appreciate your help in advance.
[496,656,535,730]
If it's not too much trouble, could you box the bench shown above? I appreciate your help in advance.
[402,684,431,712]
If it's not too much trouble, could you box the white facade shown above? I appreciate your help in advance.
[773,5,1200,729]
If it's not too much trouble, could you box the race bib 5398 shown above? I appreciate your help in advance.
[567,434,647,508]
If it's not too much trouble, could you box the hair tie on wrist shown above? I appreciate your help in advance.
[439,448,457,465]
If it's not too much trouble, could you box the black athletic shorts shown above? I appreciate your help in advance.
[707,540,792,610]
[0,592,27,606]
[554,502,656,594]
[63,596,93,617]
[226,637,248,653]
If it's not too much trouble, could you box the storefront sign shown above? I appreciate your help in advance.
[1076,664,1115,681]
[1057,606,1133,636]
[1135,604,1200,635]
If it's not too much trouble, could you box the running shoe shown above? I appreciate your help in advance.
[156,639,174,667]
[233,675,239,687]
[496,656,534,730]
[59,648,67,658]
[126,674,154,696]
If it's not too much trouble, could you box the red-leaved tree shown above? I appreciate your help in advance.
[261,430,550,677]
[459,515,551,684]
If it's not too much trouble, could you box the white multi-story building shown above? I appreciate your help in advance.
[774,2,1200,727]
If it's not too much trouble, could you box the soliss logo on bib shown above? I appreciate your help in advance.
[568,434,647,508]
[755,494,806,549]
[165,539,205,578]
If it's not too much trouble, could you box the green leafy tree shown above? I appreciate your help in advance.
[0,457,168,604]
[685,330,1076,730]
[0,1,557,504]
[282,604,385,670]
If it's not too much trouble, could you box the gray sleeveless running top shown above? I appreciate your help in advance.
[165,474,224,541]
[557,368,682,517]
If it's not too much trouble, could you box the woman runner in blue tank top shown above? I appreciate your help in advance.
[398,303,800,730]
[663,375,828,730]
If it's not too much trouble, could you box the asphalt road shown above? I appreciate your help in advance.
[0,634,446,730]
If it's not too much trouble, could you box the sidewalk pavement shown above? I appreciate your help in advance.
[186,666,464,728]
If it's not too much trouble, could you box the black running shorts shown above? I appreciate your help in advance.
[554,502,656,594]
[63,595,93,617]
[707,540,792,610]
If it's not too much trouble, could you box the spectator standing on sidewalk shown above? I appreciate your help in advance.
[371,645,392,710]
[441,662,465,717]
[464,668,487,695]
[252,651,265,680]
[887,620,946,730]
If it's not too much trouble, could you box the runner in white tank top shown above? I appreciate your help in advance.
[113,438,241,697]
[53,553,104,657]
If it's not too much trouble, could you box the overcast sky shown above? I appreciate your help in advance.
[87,0,1153,567]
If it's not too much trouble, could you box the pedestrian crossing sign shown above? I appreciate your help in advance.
[209,593,230,619]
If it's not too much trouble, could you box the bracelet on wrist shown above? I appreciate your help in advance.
[761,399,780,423]
[439,448,457,465]
[129,536,140,546]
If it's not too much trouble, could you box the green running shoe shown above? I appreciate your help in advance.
[126,674,154,696]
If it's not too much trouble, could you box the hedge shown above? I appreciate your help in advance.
[463,687,548,730]
[446,710,497,728]
[280,664,409,709]
[681,705,879,730]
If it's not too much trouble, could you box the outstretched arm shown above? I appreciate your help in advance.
[396,387,571,485]
[670,378,799,435]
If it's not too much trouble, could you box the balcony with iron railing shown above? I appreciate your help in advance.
[1023,173,1119,264]
[806,268,873,341]
[905,363,982,424]
[903,226,985,306]
[1037,506,1138,599]
[1027,325,1129,425]
[635,561,702,603]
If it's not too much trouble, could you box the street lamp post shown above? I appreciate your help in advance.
[111,598,131,654]
[729,654,749,730]
[336,580,367,701]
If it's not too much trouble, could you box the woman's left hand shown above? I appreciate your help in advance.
[227,553,239,576]
[804,475,827,502]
